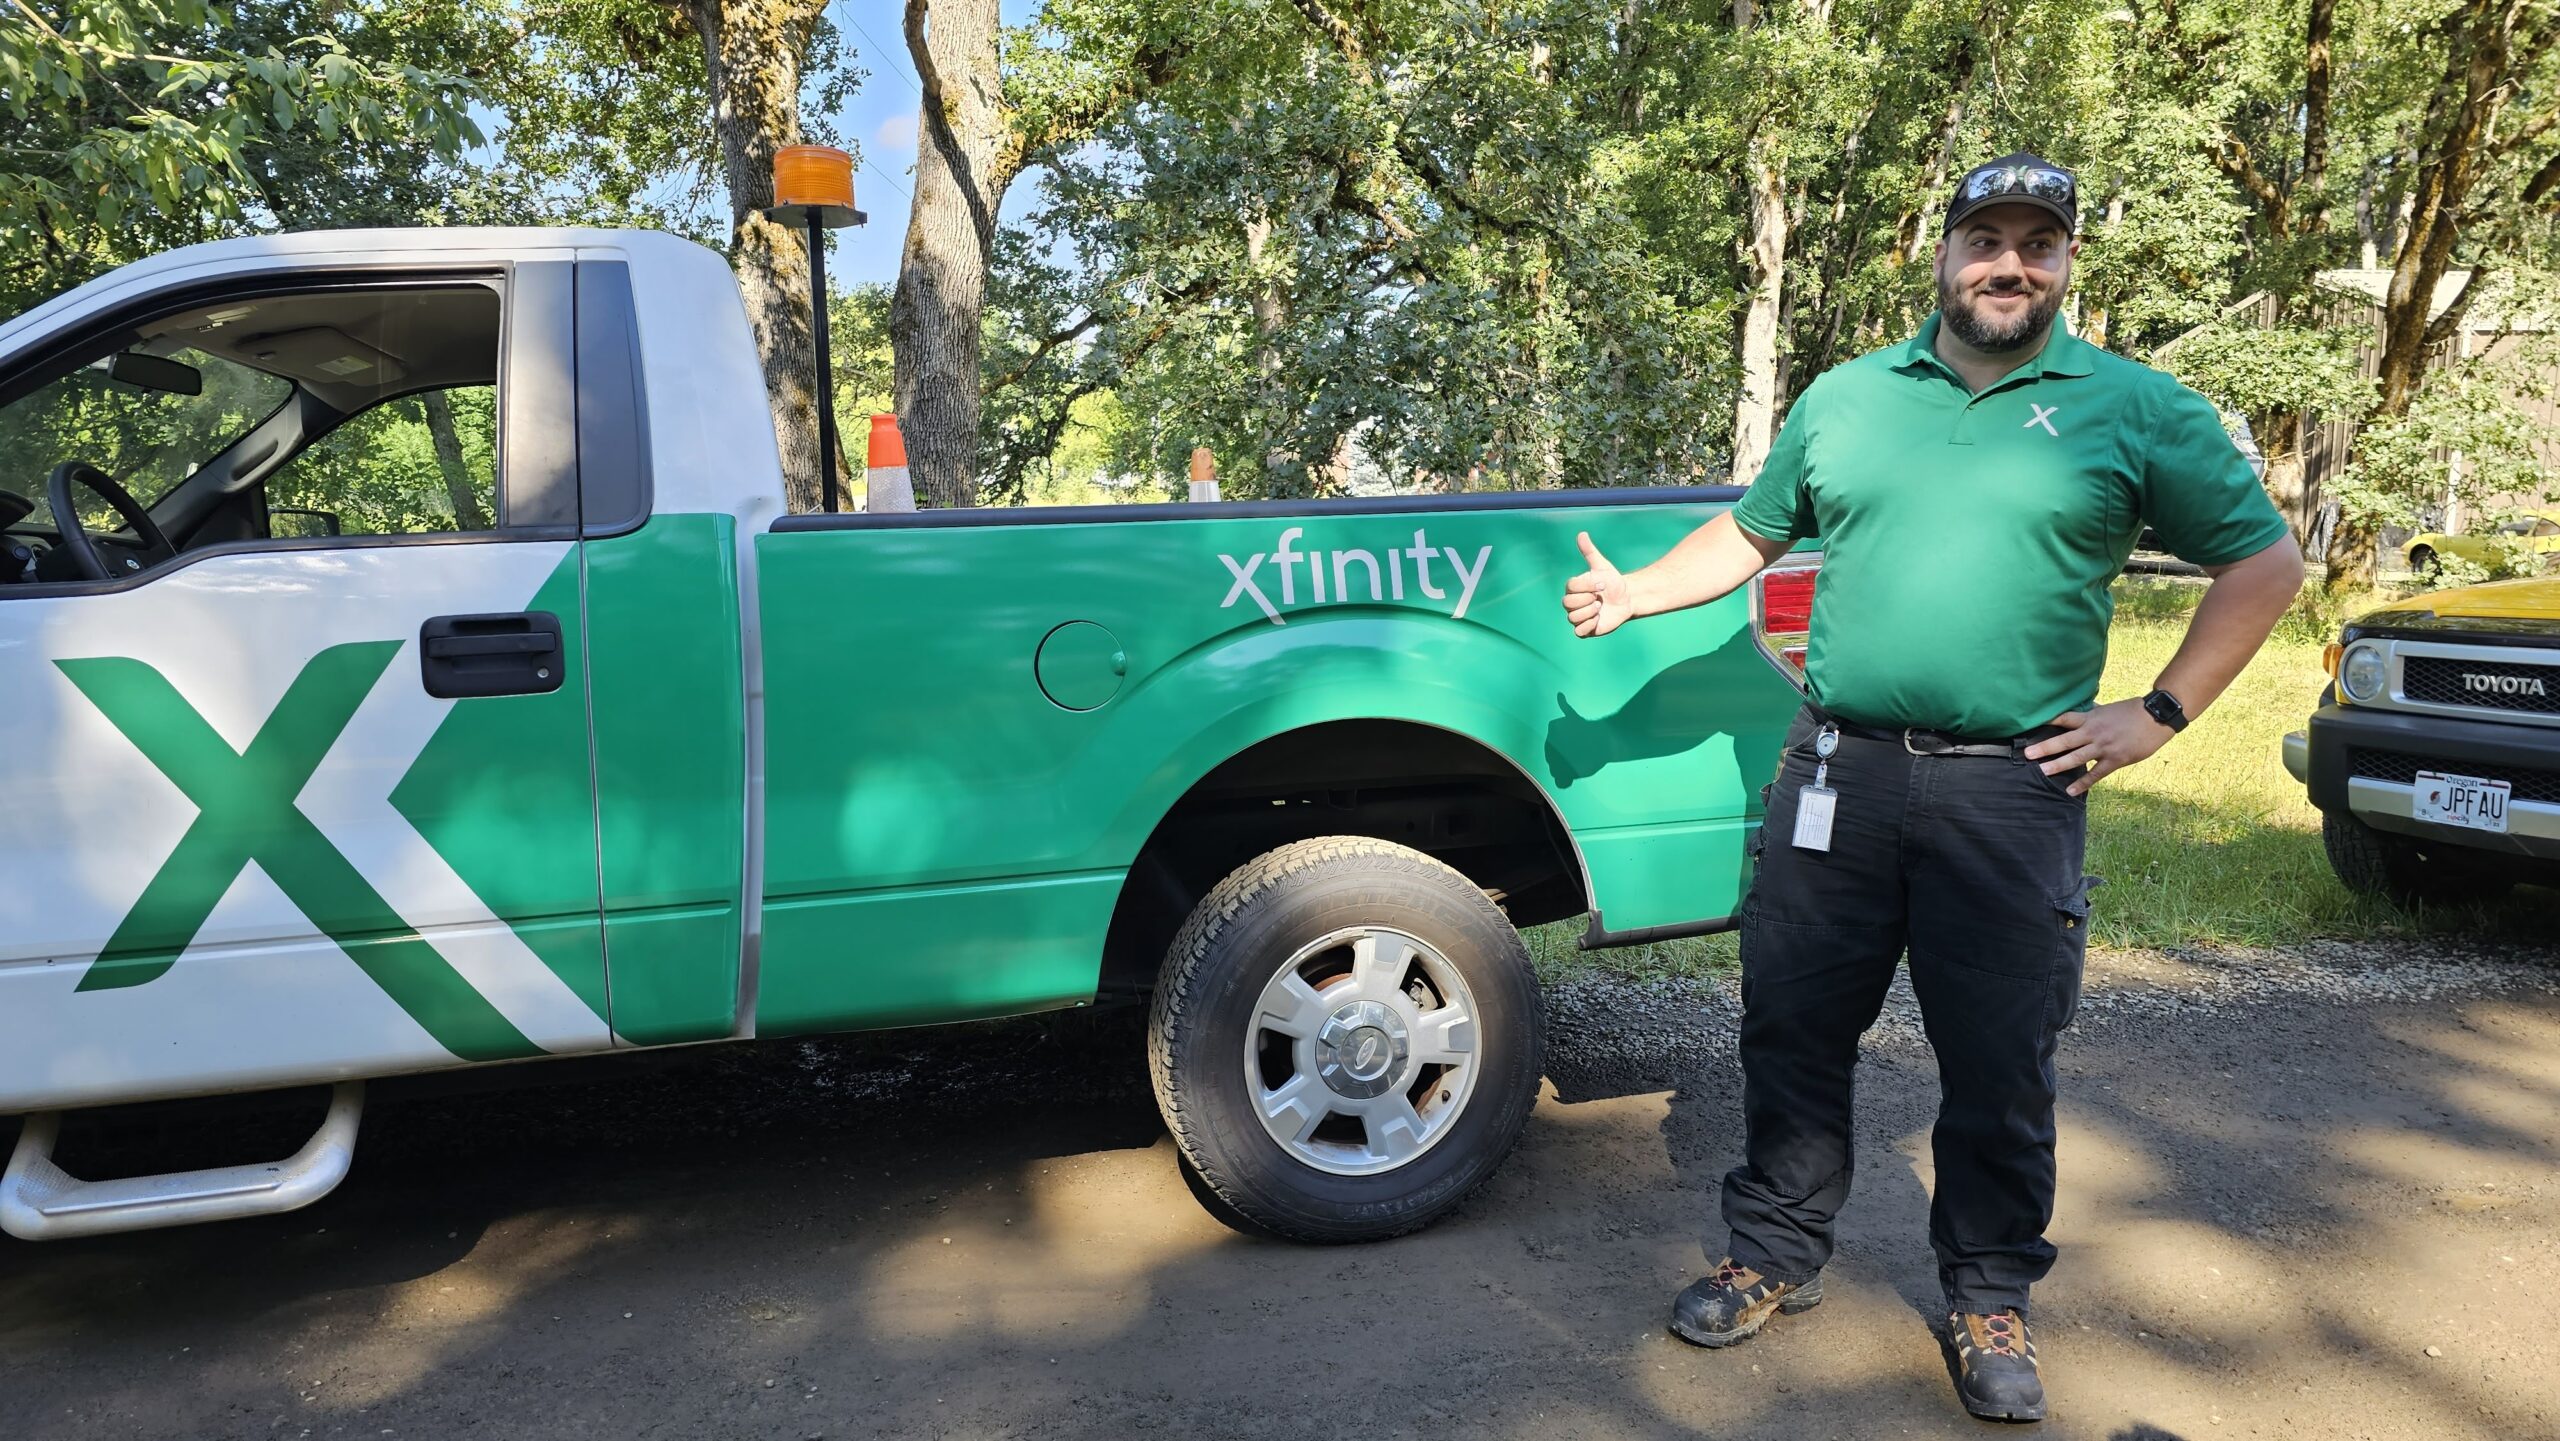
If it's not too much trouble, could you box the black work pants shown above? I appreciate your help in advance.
[1718,707,2098,1317]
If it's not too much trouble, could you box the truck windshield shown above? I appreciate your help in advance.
[0,344,292,532]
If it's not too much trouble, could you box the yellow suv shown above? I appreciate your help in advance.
[2285,575,2560,905]
[2403,508,2560,577]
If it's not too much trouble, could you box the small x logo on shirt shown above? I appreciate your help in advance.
[2024,404,2061,437]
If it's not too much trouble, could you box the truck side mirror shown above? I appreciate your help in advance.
[270,507,343,538]
[94,351,204,397]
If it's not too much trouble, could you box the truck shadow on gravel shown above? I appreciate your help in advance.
[4,977,2557,1441]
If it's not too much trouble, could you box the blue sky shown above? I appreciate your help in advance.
[833,0,1043,290]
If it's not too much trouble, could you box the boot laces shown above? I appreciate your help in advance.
[1967,1310,2026,1357]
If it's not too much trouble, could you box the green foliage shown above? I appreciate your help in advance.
[2332,336,2560,540]
[831,283,895,423]
[268,388,496,537]
[5,0,2552,532]
[2424,549,2505,589]
[966,0,2555,507]
[466,0,864,238]
[0,336,490,539]
[0,1,487,311]
[0,343,289,524]
[2158,323,2377,424]
[989,0,1750,502]
[2160,321,2375,473]
[1018,391,1146,505]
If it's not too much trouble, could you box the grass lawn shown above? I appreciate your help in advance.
[1531,577,2559,986]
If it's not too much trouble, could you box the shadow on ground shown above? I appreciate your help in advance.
[3,958,2556,1440]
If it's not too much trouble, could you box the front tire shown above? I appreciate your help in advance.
[1147,837,1545,1243]
[2408,545,2439,578]
[2321,810,2513,907]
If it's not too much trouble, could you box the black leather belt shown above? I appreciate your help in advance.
[1807,705,2064,758]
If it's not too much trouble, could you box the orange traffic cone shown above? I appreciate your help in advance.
[1187,446,1220,503]
[866,413,917,513]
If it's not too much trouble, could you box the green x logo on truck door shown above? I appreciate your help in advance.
[56,643,543,1062]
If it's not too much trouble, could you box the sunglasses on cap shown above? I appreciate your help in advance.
[1959,163,2076,209]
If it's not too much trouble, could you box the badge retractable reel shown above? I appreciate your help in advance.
[1794,724,1840,853]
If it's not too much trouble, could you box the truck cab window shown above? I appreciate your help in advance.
[0,282,503,586]
[267,382,498,536]
[0,345,291,539]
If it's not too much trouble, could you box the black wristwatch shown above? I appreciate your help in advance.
[2141,688,2189,733]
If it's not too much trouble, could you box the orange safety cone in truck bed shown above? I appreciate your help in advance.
[866,413,917,513]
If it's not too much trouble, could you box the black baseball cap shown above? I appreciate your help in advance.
[1944,152,2078,236]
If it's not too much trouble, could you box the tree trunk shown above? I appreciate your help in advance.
[1614,0,1649,131]
[2329,0,2521,593]
[1773,177,1812,400]
[418,389,491,531]
[1895,30,1977,264]
[2298,0,2336,235]
[682,0,833,515]
[2081,193,2126,349]
[1311,424,1355,498]
[893,0,1009,509]
[1530,263,1565,484]
[2354,156,2381,268]
[1245,205,1296,495]
[1732,132,1789,483]
[2374,3,2510,420]
[1802,102,1872,383]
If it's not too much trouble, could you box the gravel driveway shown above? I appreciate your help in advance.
[4,936,2555,1441]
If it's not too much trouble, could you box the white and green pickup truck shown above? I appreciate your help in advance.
[0,228,1813,1245]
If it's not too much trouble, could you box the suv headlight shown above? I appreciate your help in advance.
[2339,641,2388,703]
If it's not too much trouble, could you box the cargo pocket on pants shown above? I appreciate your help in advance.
[2047,875,2100,1032]
[1741,809,1770,910]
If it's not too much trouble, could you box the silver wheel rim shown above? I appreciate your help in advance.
[1244,925,1483,1177]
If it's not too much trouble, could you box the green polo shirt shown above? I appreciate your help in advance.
[1732,315,2289,738]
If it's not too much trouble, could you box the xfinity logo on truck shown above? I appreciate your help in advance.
[2463,672,2549,696]
[1219,526,1494,625]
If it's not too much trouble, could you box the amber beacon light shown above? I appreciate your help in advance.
[767,145,867,512]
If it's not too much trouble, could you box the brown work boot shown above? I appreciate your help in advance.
[1948,1308,2045,1422]
[1667,1257,1823,1348]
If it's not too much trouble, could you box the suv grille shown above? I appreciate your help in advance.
[2402,655,2560,715]
[2348,747,2560,805]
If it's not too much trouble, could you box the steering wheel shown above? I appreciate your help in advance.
[47,460,176,581]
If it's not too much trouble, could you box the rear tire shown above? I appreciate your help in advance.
[1147,837,1544,1243]
[2408,545,2439,578]
[2322,810,2513,907]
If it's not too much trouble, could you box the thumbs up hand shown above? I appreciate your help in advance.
[1563,532,1635,638]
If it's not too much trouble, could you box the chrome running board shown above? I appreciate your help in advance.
[2,1082,364,1240]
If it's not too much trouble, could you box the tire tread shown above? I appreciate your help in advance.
[2321,809,2513,907]
[1146,836,1536,1243]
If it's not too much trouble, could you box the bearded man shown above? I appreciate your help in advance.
[1559,153,2304,1422]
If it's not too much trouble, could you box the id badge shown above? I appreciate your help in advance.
[1792,724,1842,852]
[1792,785,1838,852]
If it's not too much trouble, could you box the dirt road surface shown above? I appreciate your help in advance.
[5,938,2555,1441]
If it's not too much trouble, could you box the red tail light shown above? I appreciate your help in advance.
[1759,567,1817,634]
[1750,554,1821,686]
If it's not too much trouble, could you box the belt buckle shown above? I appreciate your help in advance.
[1902,727,1928,757]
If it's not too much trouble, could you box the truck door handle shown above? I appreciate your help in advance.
[424,632,559,660]
[420,611,565,698]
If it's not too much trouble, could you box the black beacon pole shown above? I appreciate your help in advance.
[768,149,866,513]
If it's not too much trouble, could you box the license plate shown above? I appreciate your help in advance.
[2413,770,2512,833]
